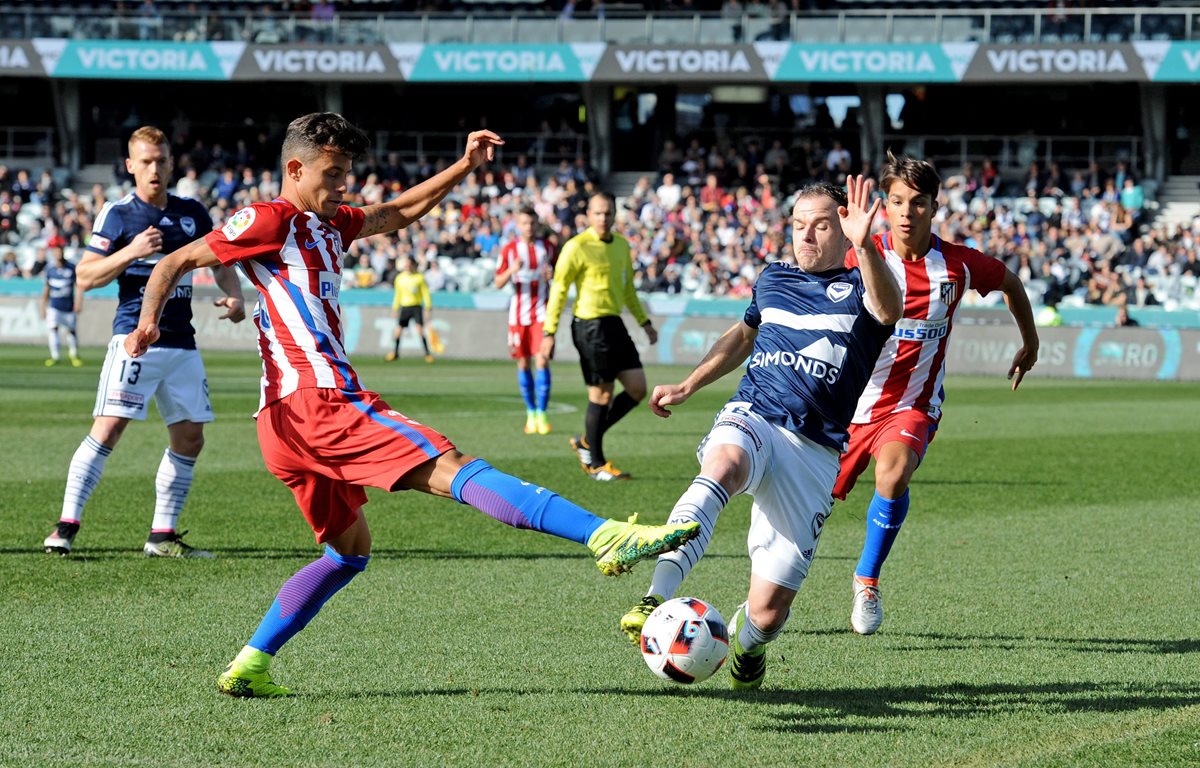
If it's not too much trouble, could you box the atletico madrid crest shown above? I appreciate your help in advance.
[939,280,958,305]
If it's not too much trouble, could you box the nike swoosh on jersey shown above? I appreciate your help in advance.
[900,429,920,441]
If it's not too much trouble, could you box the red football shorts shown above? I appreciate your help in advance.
[508,321,544,359]
[832,409,939,500]
[256,387,455,543]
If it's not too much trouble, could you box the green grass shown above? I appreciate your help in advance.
[1,344,1198,768]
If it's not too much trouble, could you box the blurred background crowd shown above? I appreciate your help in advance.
[2,127,1198,316]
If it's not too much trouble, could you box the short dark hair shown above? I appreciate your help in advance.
[881,149,940,199]
[517,205,537,219]
[795,181,847,208]
[281,112,370,165]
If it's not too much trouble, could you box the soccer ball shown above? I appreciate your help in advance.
[639,597,729,684]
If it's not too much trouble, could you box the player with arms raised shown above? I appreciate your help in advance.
[495,205,556,435]
[125,113,700,698]
[633,178,901,688]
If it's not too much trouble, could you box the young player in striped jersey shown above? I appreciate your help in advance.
[41,246,83,367]
[125,113,699,698]
[837,152,1038,635]
[42,125,247,558]
[625,177,901,689]
[495,205,556,435]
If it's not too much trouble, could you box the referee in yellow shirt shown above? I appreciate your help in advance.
[387,257,434,363]
[540,192,657,481]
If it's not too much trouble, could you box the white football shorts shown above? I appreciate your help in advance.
[46,308,77,332]
[93,334,213,424]
[697,401,839,591]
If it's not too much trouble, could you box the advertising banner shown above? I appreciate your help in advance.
[591,44,767,82]
[771,43,974,82]
[32,39,243,80]
[962,43,1145,82]
[389,43,604,82]
[3,294,1198,380]
[232,45,401,80]
[0,40,43,76]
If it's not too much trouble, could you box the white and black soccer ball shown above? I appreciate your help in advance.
[639,597,729,684]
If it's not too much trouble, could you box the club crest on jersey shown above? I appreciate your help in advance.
[939,280,958,305]
[181,216,196,236]
[222,208,256,241]
[318,271,339,301]
[826,282,853,302]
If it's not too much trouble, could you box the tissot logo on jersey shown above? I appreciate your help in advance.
[892,317,949,341]
[750,337,849,384]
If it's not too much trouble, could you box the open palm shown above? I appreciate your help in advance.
[839,174,882,248]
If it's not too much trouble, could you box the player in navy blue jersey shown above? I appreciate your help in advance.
[620,177,903,690]
[42,125,247,558]
[40,246,83,367]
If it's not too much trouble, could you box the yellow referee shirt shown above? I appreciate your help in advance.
[543,227,649,335]
[392,272,431,312]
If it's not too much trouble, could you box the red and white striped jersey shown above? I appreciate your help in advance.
[206,200,366,412]
[496,238,556,326]
[847,232,1007,423]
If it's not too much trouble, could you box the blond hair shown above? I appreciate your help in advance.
[128,125,169,154]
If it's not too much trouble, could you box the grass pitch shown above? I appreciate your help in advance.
[1,344,1197,767]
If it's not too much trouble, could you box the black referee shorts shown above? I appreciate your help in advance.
[570,315,642,386]
[397,305,425,328]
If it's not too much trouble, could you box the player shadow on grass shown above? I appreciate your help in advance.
[877,630,1200,655]
[596,681,1200,734]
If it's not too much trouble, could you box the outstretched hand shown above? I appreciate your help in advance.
[463,130,505,169]
[838,174,882,249]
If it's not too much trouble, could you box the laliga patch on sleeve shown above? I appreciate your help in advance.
[222,208,257,241]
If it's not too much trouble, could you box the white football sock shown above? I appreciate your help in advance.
[48,329,61,361]
[151,449,197,532]
[738,606,788,653]
[61,436,112,524]
[647,475,730,599]
[67,330,79,357]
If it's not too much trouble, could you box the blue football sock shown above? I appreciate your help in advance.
[517,368,536,412]
[247,545,369,656]
[855,490,910,580]
[534,367,552,412]
[451,458,603,544]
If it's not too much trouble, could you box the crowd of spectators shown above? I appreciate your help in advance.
[2,134,1200,319]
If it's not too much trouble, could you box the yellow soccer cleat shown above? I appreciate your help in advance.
[587,515,700,577]
[620,594,663,644]
[217,647,294,699]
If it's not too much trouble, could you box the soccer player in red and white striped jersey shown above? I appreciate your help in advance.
[835,151,1039,635]
[124,113,700,698]
[495,205,556,435]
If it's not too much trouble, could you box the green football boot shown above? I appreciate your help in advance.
[620,594,664,644]
[216,647,293,698]
[728,603,766,691]
[587,515,700,577]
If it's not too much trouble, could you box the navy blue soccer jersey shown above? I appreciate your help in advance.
[86,193,212,348]
[45,263,77,312]
[731,261,894,451]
